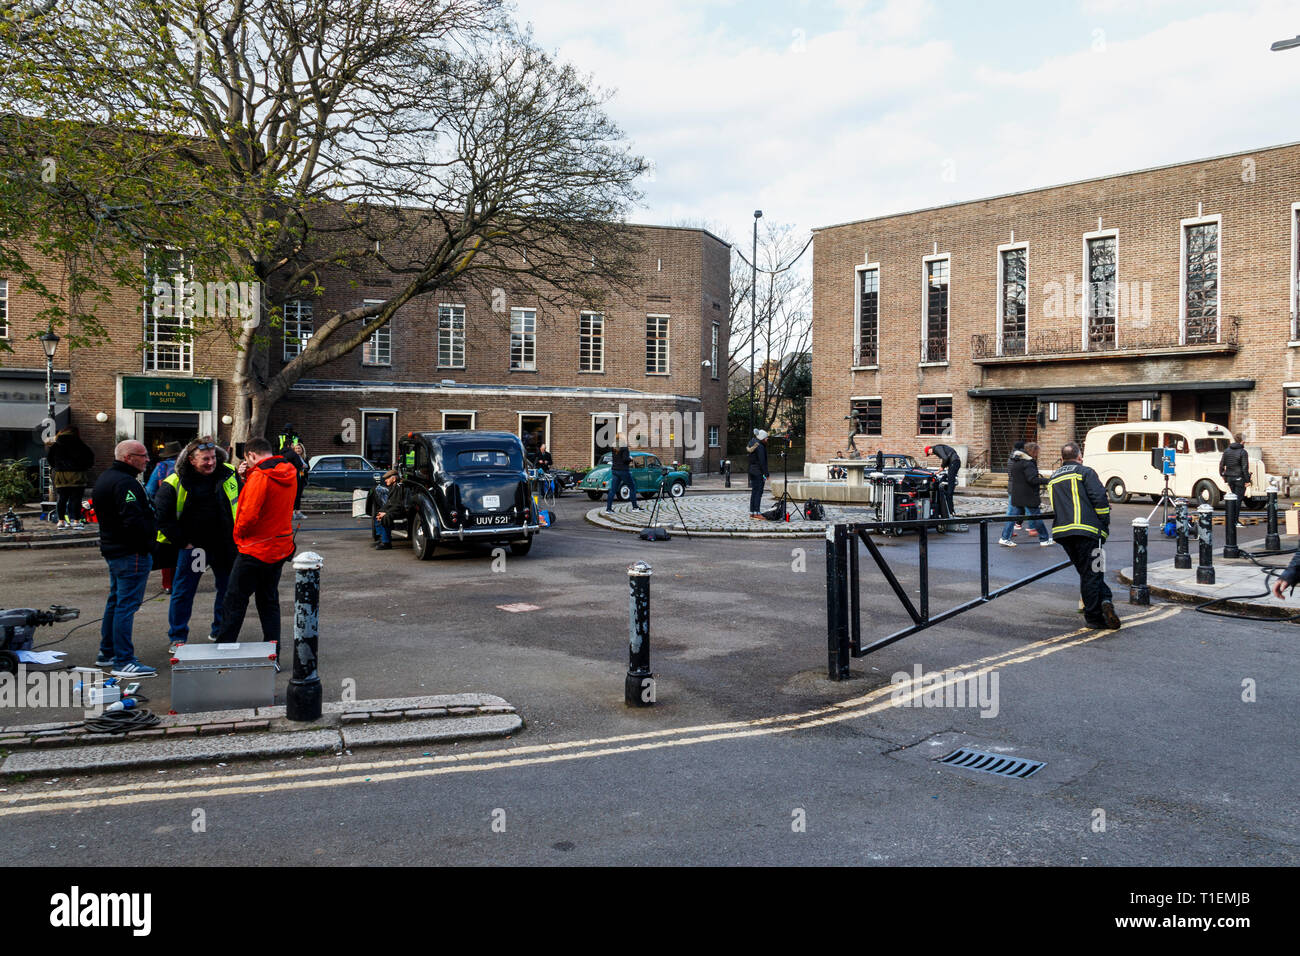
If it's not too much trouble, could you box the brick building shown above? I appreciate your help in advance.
[809,141,1300,486]
[0,223,730,477]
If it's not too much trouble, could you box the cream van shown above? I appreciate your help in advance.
[1080,421,1271,507]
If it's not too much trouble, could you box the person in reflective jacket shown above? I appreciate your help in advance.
[1046,442,1120,630]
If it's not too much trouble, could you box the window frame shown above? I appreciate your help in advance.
[920,254,950,365]
[361,299,391,367]
[708,424,720,448]
[854,263,881,368]
[510,307,537,371]
[710,321,720,379]
[281,298,314,360]
[1290,203,1300,342]
[142,245,195,373]
[645,313,670,376]
[1285,384,1300,436]
[850,396,883,437]
[440,410,477,430]
[579,311,604,373]
[1180,214,1222,346]
[917,393,954,437]
[1082,228,1120,352]
[996,242,1028,356]
[0,277,7,339]
[437,303,466,369]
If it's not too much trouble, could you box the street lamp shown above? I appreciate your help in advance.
[1271,35,1300,51]
[40,329,59,424]
[748,209,762,440]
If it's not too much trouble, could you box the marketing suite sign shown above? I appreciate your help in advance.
[121,377,212,412]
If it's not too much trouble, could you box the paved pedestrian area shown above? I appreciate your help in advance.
[585,492,994,537]
[1121,555,1300,619]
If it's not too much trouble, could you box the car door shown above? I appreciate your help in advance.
[638,455,664,493]
[311,457,344,490]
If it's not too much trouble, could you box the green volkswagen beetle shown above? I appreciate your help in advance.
[580,451,692,501]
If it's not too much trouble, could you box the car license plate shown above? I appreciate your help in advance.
[473,514,512,526]
[482,495,500,509]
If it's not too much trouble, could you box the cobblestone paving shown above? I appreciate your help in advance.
[585,493,995,537]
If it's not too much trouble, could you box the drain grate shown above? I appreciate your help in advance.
[939,748,1044,779]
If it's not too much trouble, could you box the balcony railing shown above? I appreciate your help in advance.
[971,316,1239,361]
[923,335,948,363]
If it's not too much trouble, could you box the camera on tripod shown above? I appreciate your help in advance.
[1150,447,1176,476]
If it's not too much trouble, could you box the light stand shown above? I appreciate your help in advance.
[772,435,800,520]
[644,472,691,539]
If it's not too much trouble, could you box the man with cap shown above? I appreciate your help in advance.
[747,429,770,518]
[925,443,961,518]
[372,469,402,550]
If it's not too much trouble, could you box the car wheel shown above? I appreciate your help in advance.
[586,491,601,501]
[618,484,632,501]
[509,537,533,557]
[669,480,686,498]
[411,513,435,560]
[1105,478,1129,503]
[1192,480,1221,508]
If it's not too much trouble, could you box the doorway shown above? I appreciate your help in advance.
[139,412,200,468]
[989,398,1038,472]
[363,411,396,467]
[591,414,620,466]
[518,413,550,462]
[1196,391,1231,428]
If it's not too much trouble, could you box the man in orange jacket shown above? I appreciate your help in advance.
[214,437,297,653]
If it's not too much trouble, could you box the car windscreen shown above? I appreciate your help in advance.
[450,448,523,471]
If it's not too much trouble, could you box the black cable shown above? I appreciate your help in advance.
[82,709,161,734]
[34,586,170,649]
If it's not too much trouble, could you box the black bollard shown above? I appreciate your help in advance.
[1265,482,1281,552]
[1196,504,1215,585]
[1129,517,1150,605]
[1174,499,1192,570]
[1223,493,1240,559]
[286,551,323,722]
[625,561,654,706]
[723,459,731,489]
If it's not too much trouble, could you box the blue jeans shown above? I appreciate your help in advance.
[98,553,153,666]
[373,517,391,544]
[168,547,233,644]
[1001,504,1050,541]
[607,470,637,509]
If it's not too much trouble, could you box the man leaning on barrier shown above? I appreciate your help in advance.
[1046,441,1121,630]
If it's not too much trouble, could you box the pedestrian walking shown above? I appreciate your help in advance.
[154,436,240,654]
[925,443,961,518]
[1219,433,1250,514]
[46,426,94,529]
[1046,442,1120,630]
[214,437,297,654]
[91,440,158,678]
[1004,439,1025,536]
[606,435,641,512]
[372,469,401,550]
[747,429,770,518]
[145,442,182,497]
[999,442,1053,548]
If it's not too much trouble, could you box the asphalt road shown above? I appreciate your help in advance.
[1,492,1296,866]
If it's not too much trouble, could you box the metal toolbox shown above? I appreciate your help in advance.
[171,642,277,713]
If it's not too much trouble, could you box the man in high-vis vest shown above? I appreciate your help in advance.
[1046,441,1121,630]
[154,437,241,655]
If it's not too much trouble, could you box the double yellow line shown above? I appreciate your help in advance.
[0,606,1180,818]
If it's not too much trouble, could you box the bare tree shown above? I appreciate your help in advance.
[0,0,646,439]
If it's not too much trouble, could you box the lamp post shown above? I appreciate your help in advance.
[40,329,59,427]
[748,209,762,439]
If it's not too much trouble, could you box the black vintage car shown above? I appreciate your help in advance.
[379,431,542,560]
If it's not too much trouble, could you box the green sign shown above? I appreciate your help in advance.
[121,377,213,411]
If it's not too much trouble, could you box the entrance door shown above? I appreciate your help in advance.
[1196,391,1231,428]
[989,398,1038,472]
[519,413,550,463]
[363,412,395,468]
[139,412,200,472]
[592,414,620,466]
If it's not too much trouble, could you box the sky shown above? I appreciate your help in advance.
[512,0,1300,251]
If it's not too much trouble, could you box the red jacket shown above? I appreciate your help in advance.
[234,455,297,562]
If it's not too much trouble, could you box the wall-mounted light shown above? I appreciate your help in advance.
[221,414,233,426]
[95,411,108,423]
[1048,402,1059,422]
[1141,399,1153,420]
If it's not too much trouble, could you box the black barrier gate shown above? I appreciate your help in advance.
[824,514,1074,679]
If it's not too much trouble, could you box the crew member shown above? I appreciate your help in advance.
[1046,441,1120,630]
[925,443,961,518]
[1219,433,1250,507]
[747,429,769,518]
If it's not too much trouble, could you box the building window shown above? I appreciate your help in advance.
[918,396,952,436]
[580,312,604,372]
[924,259,948,363]
[1184,220,1219,344]
[646,314,669,374]
[1286,387,1300,435]
[1086,236,1117,350]
[708,424,719,447]
[438,304,465,368]
[1293,205,1300,340]
[142,246,193,372]
[710,322,720,379]
[856,267,879,366]
[0,278,7,338]
[361,300,391,366]
[510,308,536,370]
[851,398,882,437]
[282,299,313,359]
[999,248,1027,355]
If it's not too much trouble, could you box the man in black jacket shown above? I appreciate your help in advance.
[999,442,1053,547]
[925,443,961,518]
[606,435,641,512]
[1046,442,1120,630]
[747,429,769,518]
[155,437,241,653]
[92,440,159,678]
[1219,433,1250,504]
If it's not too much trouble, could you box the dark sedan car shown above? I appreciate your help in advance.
[380,431,542,560]
[307,454,384,491]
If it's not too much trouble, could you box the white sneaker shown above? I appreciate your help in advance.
[1040,539,1054,547]
[998,538,1016,547]
[55,520,66,530]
